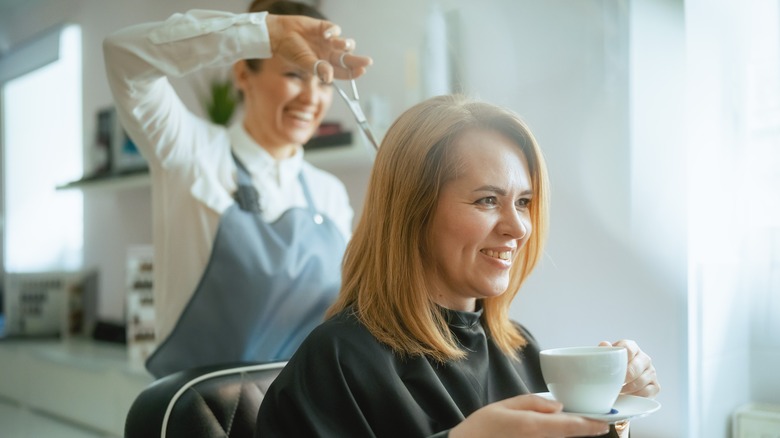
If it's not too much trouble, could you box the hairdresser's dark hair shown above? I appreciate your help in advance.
[245,0,327,72]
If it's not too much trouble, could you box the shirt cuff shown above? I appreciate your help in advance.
[235,11,271,59]
[147,10,271,60]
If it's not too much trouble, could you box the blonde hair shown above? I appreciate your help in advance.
[326,95,550,362]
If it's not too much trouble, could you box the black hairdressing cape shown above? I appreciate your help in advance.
[255,306,618,438]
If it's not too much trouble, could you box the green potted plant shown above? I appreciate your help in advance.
[205,79,237,126]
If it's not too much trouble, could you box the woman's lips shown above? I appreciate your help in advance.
[287,109,315,122]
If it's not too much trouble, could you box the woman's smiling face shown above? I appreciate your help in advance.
[235,55,333,157]
[426,128,533,312]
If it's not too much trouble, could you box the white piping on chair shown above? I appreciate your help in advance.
[161,362,288,438]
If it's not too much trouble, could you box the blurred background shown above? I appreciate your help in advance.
[0,0,778,437]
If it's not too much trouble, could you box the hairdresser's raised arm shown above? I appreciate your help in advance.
[103,9,371,164]
[103,10,279,161]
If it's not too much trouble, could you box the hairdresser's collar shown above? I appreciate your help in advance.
[228,122,303,185]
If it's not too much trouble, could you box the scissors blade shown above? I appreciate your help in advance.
[358,121,379,150]
[336,86,367,123]
[347,100,368,124]
[335,84,379,150]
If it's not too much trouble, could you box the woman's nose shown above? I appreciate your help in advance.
[500,208,529,240]
[299,78,321,104]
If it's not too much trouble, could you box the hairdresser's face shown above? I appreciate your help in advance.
[235,55,333,157]
[427,129,533,312]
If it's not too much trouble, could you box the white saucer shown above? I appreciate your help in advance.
[537,392,661,423]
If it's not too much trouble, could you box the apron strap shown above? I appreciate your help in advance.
[231,150,321,219]
[231,152,262,213]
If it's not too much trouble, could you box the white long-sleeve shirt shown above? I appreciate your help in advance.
[103,10,354,343]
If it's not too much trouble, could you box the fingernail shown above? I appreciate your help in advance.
[345,38,355,51]
[323,25,340,39]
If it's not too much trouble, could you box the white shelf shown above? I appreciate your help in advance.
[55,139,374,194]
[57,171,150,192]
[305,139,375,171]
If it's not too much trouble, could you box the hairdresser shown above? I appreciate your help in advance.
[103,0,372,377]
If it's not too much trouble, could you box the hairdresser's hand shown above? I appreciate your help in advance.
[449,394,610,438]
[599,340,660,398]
[265,14,372,83]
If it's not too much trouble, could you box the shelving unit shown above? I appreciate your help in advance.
[125,245,156,368]
[56,171,150,192]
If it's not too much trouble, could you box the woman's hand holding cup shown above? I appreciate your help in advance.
[599,340,660,399]
[449,395,610,438]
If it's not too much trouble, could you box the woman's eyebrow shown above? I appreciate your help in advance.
[282,60,310,77]
[473,185,533,196]
[474,185,505,195]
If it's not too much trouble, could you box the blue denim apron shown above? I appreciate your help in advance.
[146,153,346,377]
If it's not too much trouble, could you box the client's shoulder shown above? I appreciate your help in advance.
[306,307,382,351]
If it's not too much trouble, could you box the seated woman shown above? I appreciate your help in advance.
[255,95,659,438]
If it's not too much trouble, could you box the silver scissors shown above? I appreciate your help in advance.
[314,57,380,150]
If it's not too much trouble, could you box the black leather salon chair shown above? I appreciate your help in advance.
[125,361,286,438]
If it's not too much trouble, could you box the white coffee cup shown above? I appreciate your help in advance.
[539,346,627,414]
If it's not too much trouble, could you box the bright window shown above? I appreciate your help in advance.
[1,24,83,272]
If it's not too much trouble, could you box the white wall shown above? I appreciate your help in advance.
[687,0,780,437]
[628,1,689,436]
[686,0,749,435]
